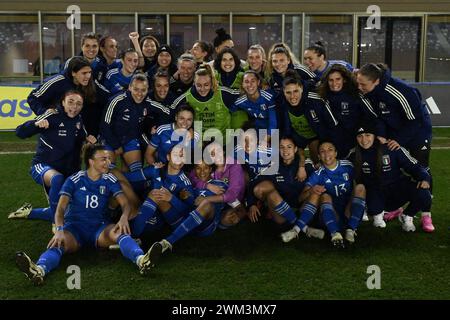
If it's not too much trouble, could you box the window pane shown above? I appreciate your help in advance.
[201,15,229,47]
[358,17,387,67]
[425,15,450,81]
[74,15,94,55]
[285,15,303,62]
[42,14,72,77]
[232,15,282,59]
[95,14,135,54]
[391,18,420,81]
[139,15,166,45]
[359,17,420,81]
[170,15,199,57]
[0,14,40,84]
[305,15,353,63]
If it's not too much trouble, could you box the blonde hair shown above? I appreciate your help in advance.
[247,44,267,73]
[265,42,300,79]
[195,63,218,92]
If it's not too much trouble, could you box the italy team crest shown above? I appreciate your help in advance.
[382,155,391,165]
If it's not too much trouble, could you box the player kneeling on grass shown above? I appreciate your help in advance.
[15,144,160,286]
[145,160,232,266]
[281,140,366,247]
[349,123,432,233]
[9,90,96,223]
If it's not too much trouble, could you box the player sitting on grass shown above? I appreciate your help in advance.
[281,140,366,247]
[145,159,232,266]
[15,144,160,286]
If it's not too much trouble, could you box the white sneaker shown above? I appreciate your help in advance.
[137,239,172,275]
[15,251,45,286]
[400,214,416,232]
[345,229,357,243]
[8,203,32,219]
[331,232,345,248]
[305,227,325,240]
[362,211,369,221]
[373,213,386,228]
[159,239,172,253]
[281,228,299,243]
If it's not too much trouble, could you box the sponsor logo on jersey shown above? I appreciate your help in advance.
[59,122,65,127]
[341,102,350,115]
[325,179,332,183]
[379,102,390,114]
[310,110,318,120]
[80,186,86,191]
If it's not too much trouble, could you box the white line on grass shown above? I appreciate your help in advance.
[0,151,34,155]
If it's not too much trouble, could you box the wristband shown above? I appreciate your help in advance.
[56,226,64,232]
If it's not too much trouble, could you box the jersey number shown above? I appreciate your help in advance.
[85,195,99,209]
[334,184,347,197]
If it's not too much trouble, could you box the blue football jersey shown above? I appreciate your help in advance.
[150,123,200,163]
[104,67,135,94]
[232,89,277,134]
[59,171,123,224]
[194,179,229,198]
[151,170,196,212]
[234,145,276,181]
[306,160,354,204]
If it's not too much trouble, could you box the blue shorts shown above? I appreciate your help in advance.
[139,213,165,236]
[30,163,53,185]
[102,138,141,153]
[63,221,109,248]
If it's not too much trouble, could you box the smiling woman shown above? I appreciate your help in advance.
[10,90,89,224]
[27,57,95,116]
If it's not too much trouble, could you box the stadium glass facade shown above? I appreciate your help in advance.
[0,12,449,84]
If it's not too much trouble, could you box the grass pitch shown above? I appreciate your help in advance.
[0,130,449,300]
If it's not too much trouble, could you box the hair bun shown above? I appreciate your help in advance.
[315,41,324,47]
[216,28,227,37]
